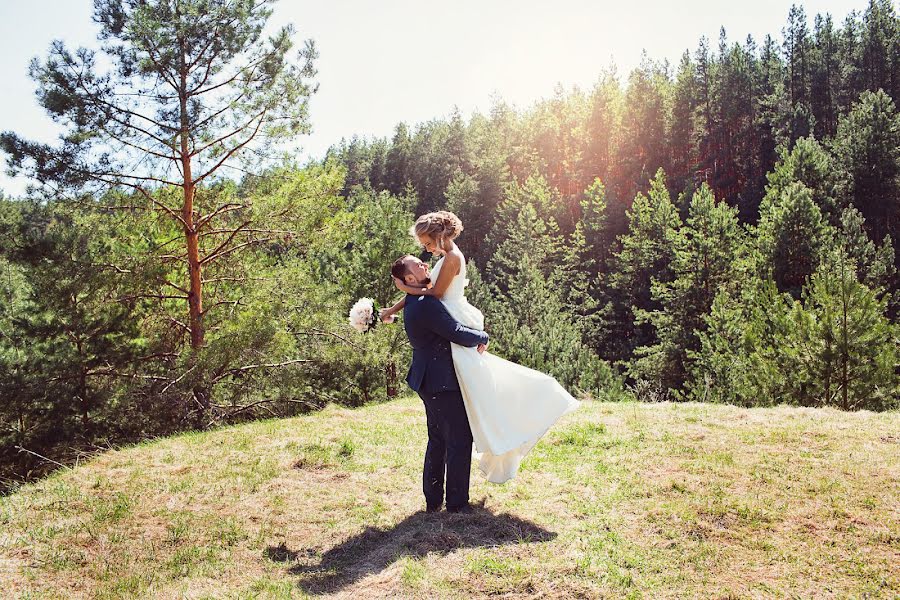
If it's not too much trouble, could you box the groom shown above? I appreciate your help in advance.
[390,255,489,513]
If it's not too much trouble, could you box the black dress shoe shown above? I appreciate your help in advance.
[447,503,472,514]
[426,503,442,513]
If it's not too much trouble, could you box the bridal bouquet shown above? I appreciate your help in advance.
[348,297,378,333]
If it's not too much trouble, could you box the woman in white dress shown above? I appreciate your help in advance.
[380,211,579,483]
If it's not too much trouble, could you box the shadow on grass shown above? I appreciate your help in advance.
[266,502,556,595]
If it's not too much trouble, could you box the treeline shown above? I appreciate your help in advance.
[0,0,420,488]
[333,1,898,241]
[0,171,426,487]
[1,1,898,488]
[326,1,900,406]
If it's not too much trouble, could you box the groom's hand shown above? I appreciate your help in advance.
[477,343,488,354]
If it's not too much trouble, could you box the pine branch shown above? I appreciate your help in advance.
[201,220,253,264]
[210,358,312,384]
[192,109,268,185]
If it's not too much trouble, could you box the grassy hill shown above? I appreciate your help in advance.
[1,397,897,599]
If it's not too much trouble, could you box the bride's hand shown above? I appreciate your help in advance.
[379,308,396,323]
[393,277,427,296]
[392,277,410,293]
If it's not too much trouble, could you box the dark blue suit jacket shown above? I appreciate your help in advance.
[403,294,489,393]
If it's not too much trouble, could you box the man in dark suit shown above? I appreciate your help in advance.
[390,255,489,513]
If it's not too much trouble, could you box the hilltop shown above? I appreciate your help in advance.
[1,397,897,598]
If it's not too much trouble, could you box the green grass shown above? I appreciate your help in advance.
[1,398,898,598]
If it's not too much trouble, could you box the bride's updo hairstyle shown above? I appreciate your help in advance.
[410,210,463,251]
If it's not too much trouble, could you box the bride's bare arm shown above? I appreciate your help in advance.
[393,252,461,299]
[379,297,405,322]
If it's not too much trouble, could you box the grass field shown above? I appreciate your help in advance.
[1,396,898,598]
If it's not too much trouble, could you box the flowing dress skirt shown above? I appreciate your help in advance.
[443,297,580,483]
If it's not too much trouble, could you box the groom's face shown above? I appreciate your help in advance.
[403,256,431,286]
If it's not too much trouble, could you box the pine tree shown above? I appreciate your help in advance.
[861,0,899,98]
[838,205,896,293]
[315,188,416,309]
[606,170,683,365]
[837,10,865,114]
[762,136,841,223]
[620,56,669,201]
[582,70,623,201]
[670,52,699,196]
[561,179,610,351]
[795,247,898,410]
[714,34,758,214]
[694,36,715,190]
[631,184,744,394]
[385,123,413,197]
[784,4,812,110]
[811,13,840,138]
[444,117,509,266]
[1,0,318,354]
[689,277,795,405]
[753,35,791,206]
[482,174,559,273]
[756,181,829,297]
[832,89,900,246]
[482,204,617,395]
[0,201,149,479]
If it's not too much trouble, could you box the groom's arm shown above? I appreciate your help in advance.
[420,297,489,348]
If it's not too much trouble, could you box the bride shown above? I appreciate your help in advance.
[380,211,579,483]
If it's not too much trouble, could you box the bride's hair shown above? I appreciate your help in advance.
[410,211,463,250]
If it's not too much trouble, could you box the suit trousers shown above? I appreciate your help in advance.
[418,388,473,510]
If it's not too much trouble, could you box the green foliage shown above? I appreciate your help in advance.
[762,136,841,221]
[831,89,900,243]
[444,134,509,266]
[4,1,900,489]
[0,164,414,486]
[2,0,317,191]
[275,181,417,406]
[689,278,797,405]
[606,170,683,363]
[559,180,610,352]
[0,201,152,482]
[484,175,562,290]
[313,185,417,308]
[838,205,896,294]
[480,202,620,397]
[691,249,899,410]
[756,181,829,297]
[631,185,745,395]
[793,248,898,410]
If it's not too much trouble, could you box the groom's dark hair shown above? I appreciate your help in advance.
[391,255,414,280]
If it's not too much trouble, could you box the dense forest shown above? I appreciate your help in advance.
[1,0,898,488]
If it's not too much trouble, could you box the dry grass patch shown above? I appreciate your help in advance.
[0,398,897,598]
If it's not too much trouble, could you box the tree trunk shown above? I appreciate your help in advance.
[840,256,849,411]
[179,33,203,351]
[179,25,208,427]
[386,361,398,398]
[184,182,204,350]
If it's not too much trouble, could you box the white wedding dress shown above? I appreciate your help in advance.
[430,256,580,484]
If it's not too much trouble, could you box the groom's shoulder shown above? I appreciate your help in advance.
[404,294,426,310]
[406,295,439,314]
[419,295,442,308]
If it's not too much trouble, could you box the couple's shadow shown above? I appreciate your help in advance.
[265,502,556,595]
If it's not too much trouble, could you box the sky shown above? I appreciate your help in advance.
[0,0,879,196]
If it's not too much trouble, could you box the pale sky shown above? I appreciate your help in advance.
[0,0,878,196]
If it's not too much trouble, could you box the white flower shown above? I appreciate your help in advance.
[349,297,376,333]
